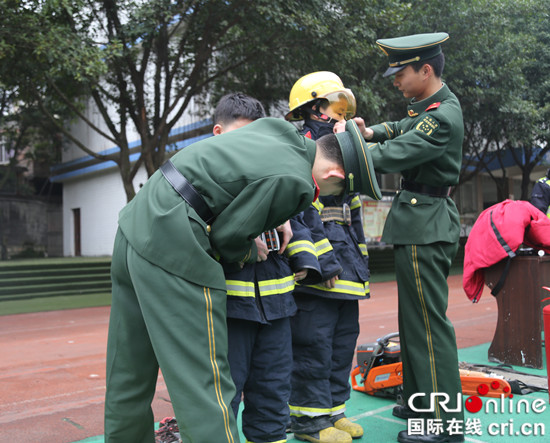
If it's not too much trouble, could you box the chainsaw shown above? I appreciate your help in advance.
[351,332,512,398]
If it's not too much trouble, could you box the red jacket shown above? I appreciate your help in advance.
[463,200,550,302]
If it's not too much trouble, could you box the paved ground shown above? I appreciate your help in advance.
[356,274,498,349]
[0,274,499,443]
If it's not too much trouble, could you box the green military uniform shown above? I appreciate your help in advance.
[105,118,318,443]
[104,117,381,443]
[367,33,465,436]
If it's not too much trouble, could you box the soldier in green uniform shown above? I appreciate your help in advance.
[337,32,464,443]
[104,116,380,442]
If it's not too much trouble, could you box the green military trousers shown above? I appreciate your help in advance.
[104,229,239,443]
[394,242,464,426]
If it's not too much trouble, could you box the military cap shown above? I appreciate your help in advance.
[377,32,449,77]
[335,119,382,200]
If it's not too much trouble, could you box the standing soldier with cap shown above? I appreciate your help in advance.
[337,32,464,443]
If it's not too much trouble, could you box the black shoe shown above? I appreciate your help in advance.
[392,404,421,420]
[397,430,464,443]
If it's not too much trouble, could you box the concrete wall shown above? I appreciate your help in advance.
[0,196,62,259]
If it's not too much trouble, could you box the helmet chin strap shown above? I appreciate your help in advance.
[304,103,336,124]
[316,113,336,124]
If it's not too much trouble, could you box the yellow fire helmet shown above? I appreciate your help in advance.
[285,71,356,122]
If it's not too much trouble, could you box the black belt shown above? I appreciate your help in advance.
[400,179,451,197]
[320,204,352,225]
[160,160,215,224]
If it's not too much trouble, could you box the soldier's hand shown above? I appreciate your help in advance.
[254,236,269,262]
[276,220,293,254]
[353,117,374,140]
[294,269,308,281]
[335,117,374,140]
[333,120,346,133]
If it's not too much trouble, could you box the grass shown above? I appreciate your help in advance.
[0,256,112,267]
[0,256,112,316]
[0,292,112,316]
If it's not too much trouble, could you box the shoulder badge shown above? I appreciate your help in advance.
[425,102,441,112]
[415,115,439,136]
[304,130,312,139]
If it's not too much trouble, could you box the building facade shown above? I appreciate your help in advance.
[51,98,212,256]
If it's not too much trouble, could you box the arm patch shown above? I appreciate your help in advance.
[415,115,439,135]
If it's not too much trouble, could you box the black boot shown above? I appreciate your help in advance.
[392,404,421,420]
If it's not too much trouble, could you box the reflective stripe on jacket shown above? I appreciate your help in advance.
[224,252,297,323]
[294,194,371,301]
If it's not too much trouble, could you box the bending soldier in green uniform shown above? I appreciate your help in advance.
[337,32,464,443]
[104,112,381,442]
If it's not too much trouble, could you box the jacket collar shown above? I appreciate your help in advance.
[407,83,450,118]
